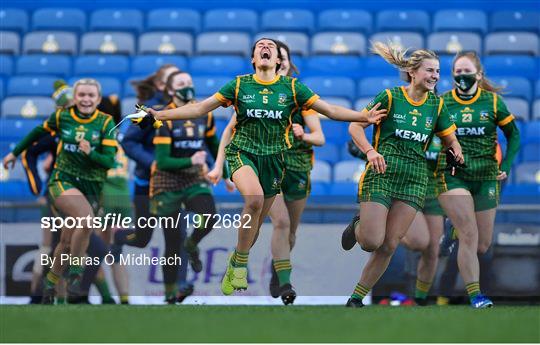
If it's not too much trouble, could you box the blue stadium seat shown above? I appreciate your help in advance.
[80,32,135,55]
[23,31,77,55]
[89,9,143,33]
[120,97,137,119]
[536,80,540,98]
[32,8,86,33]
[323,96,351,109]
[314,143,340,164]
[7,76,58,97]
[311,33,366,55]
[483,56,537,80]
[318,9,372,34]
[68,76,121,96]
[131,55,188,75]
[504,98,530,122]
[521,142,540,162]
[138,32,193,55]
[189,56,248,77]
[0,78,4,100]
[491,11,540,33]
[438,56,454,77]
[524,121,540,143]
[485,32,539,56]
[320,120,349,145]
[333,160,365,182]
[74,55,129,76]
[370,32,424,50]
[376,10,430,35]
[433,10,488,34]
[0,9,29,33]
[491,77,532,102]
[255,32,309,56]
[261,9,315,33]
[196,32,251,57]
[0,118,43,140]
[203,9,257,33]
[533,99,540,121]
[311,159,332,182]
[437,77,453,94]
[302,77,355,101]
[16,55,71,77]
[147,9,201,34]
[358,77,404,98]
[363,56,401,77]
[0,31,20,54]
[1,96,55,118]
[305,56,363,78]
[427,32,482,55]
[514,162,540,184]
[328,181,357,196]
[192,76,231,97]
[0,55,13,75]
[122,78,142,98]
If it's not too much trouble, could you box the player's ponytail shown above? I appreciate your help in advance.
[453,51,503,93]
[131,64,178,102]
[371,41,439,82]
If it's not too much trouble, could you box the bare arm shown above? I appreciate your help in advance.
[439,132,464,164]
[348,122,387,174]
[297,113,325,146]
[148,96,223,121]
[310,99,387,124]
[207,114,237,185]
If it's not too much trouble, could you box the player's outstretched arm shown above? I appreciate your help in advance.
[310,99,387,124]
[149,96,223,121]
[297,113,325,146]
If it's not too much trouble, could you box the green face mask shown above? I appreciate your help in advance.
[454,74,477,92]
[174,87,195,102]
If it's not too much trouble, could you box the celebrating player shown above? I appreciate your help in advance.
[434,51,520,308]
[3,78,117,304]
[144,38,384,296]
[341,42,463,308]
[208,40,325,304]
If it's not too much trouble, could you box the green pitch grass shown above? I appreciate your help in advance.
[1,305,539,343]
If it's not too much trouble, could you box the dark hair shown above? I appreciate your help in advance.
[163,70,190,103]
[251,37,283,73]
[275,40,299,76]
[131,64,178,102]
[452,51,503,93]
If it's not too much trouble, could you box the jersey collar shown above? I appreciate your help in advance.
[452,87,482,105]
[70,107,99,123]
[400,86,428,107]
[253,74,280,85]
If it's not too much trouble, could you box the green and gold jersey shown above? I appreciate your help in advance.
[283,109,317,172]
[366,86,456,161]
[43,107,117,181]
[425,136,443,198]
[439,88,515,181]
[215,74,319,155]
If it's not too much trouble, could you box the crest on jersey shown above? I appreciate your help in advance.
[278,93,287,105]
[297,179,306,190]
[450,113,457,122]
[91,131,100,142]
[272,178,281,190]
[488,187,496,199]
[198,125,205,137]
[425,117,433,128]
[480,111,489,121]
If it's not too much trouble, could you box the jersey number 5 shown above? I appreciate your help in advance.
[263,95,268,104]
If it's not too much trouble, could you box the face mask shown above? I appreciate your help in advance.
[174,87,195,102]
[454,74,477,92]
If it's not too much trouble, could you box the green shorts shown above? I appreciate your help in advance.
[423,197,444,216]
[150,182,212,216]
[359,194,422,212]
[225,144,284,198]
[48,170,103,214]
[100,177,132,218]
[281,169,311,201]
[439,173,500,212]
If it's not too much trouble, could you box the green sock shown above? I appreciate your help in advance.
[95,278,112,301]
[351,282,370,301]
[45,271,60,289]
[415,279,432,300]
[68,265,84,277]
[56,297,65,304]
[273,259,292,286]
[466,282,481,300]
[232,250,248,268]
[165,283,177,300]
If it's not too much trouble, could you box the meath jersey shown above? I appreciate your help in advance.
[358,87,455,207]
[440,88,515,181]
[214,74,319,155]
[425,136,444,198]
[283,109,317,172]
[14,107,117,182]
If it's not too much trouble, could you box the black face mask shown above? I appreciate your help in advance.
[174,87,195,102]
[454,74,477,92]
